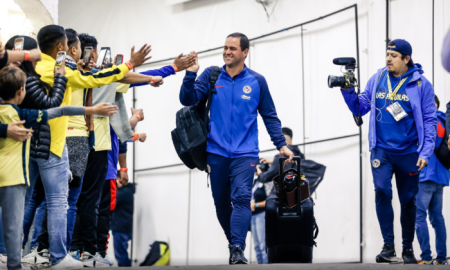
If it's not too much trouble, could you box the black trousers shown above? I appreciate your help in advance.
[96,179,116,257]
[70,150,108,254]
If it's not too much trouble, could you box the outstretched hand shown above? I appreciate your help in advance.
[129,44,152,68]
[173,53,196,72]
[149,76,163,87]
[186,51,199,73]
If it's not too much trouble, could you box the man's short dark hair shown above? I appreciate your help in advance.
[5,35,38,51]
[0,66,26,101]
[78,33,98,53]
[227,32,249,51]
[282,127,293,139]
[435,95,440,109]
[65,28,79,49]
[37,25,66,55]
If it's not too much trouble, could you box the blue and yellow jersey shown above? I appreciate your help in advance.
[36,53,130,158]
[0,104,47,187]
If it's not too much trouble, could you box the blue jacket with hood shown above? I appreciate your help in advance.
[180,65,286,158]
[340,64,437,162]
[419,111,449,185]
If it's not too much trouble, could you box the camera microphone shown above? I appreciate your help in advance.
[332,57,356,65]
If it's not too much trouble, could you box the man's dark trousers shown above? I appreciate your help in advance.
[96,179,117,257]
[71,150,108,254]
[371,148,420,248]
[207,153,259,248]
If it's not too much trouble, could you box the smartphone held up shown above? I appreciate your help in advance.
[55,51,66,70]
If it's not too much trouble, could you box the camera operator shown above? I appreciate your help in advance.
[340,39,436,264]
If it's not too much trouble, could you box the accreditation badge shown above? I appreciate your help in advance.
[386,102,407,121]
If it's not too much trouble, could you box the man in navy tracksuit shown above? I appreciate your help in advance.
[180,32,293,264]
[340,39,436,264]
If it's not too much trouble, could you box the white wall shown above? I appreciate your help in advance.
[58,0,450,265]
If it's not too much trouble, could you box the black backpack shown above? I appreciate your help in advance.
[171,66,221,172]
[435,113,450,169]
[139,241,170,266]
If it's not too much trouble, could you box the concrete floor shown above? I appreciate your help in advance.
[106,263,437,270]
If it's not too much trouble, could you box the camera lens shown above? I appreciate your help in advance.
[328,75,346,88]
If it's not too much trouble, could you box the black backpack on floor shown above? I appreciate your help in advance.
[435,113,450,169]
[171,66,221,172]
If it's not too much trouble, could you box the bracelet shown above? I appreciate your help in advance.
[133,132,141,142]
[133,114,141,121]
[125,61,133,70]
[255,203,259,208]
[120,168,128,172]
[151,78,155,83]
[171,63,179,72]
[23,51,30,61]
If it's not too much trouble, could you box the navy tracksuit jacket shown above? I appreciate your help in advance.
[180,65,286,248]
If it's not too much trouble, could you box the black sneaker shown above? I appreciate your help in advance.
[402,248,417,264]
[376,244,396,263]
[229,245,248,265]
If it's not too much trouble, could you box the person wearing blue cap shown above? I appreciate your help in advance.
[340,39,437,264]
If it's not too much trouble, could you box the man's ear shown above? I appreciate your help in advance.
[243,48,249,58]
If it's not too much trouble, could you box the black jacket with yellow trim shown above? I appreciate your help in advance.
[20,74,68,159]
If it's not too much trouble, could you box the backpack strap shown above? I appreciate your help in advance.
[205,66,221,130]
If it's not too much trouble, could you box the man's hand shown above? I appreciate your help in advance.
[448,137,450,151]
[54,60,66,75]
[77,59,95,72]
[279,145,294,163]
[29,48,42,62]
[7,121,32,142]
[92,103,118,116]
[131,108,144,121]
[259,158,273,165]
[149,76,163,87]
[129,44,152,68]
[138,133,147,142]
[186,51,199,73]
[120,170,129,186]
[251,200,255,212]
[417,158,428,171]
[173,53,196,72]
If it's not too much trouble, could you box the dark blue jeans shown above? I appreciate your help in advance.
[67,179,83,251]
[415,181,446,262]
[0,209,5,255]
[371,148,419,248]
[207,153,258,248]
[112,232,132,267]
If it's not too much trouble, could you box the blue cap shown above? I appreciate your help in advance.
[387,39,412,56]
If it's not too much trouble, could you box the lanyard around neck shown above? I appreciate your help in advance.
[387,75,408,101]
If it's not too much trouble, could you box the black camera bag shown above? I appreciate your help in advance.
[171,66,221,172]
[266,156,318,264]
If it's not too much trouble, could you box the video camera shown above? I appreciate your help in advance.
[327,57,363,126]
[327,57,357,89]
